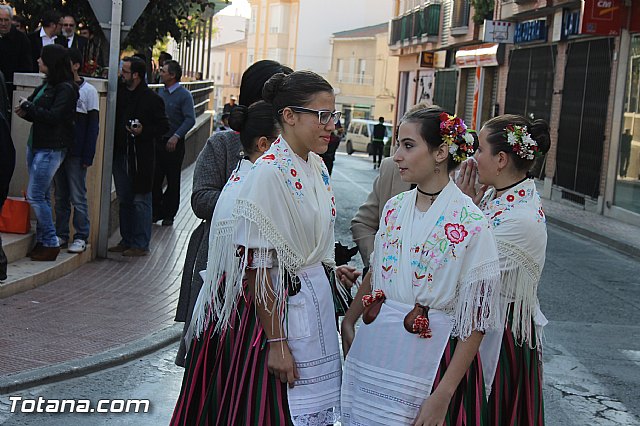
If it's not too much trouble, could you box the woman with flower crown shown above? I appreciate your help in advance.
[340,107,502,425]
[456,114,550,425]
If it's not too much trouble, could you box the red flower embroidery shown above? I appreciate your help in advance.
[263,154,275,161]
[233,176,240,182]
[295,181,303,190]
[444,223,468,244]
[331,208,336,216]
[518,189,526,197]
[385,209,396,226]
[506,194,515,202]
[291,169,297,177]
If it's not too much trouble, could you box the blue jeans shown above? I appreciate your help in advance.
[112,150,152,250]
[54,156,90,241]
[26,147,66,247]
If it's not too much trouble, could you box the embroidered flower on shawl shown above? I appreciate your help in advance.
[321,170,330,186]
[444,223,468,244]
[505,124,540,160]
[262,154,276,161]
[295,181,303,190]
[385,209,396,226]
[290,168,297,177]
[506,194,515,202]
[518,189,526,197]
[439,112,474,163]
[331,208,336,217]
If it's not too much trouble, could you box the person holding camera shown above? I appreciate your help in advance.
[110,56,168,257]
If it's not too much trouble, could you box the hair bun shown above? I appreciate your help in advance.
[529,119,551,155]
[261,73,287,104]
[228,105,249,132]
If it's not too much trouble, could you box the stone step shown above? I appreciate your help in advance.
[1,231,35,264]
[0,247,92,299]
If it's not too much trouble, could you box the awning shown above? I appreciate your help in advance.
[455,43,501,68]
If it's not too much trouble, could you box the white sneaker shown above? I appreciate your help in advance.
[68,239,87,253]
[57,236,68,248]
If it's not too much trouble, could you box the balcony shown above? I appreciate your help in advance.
[389,2,441,47]
[330,71,374,86]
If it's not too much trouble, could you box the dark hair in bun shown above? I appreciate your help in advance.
[262,71,334,125]
[482,114,551,172]
[229,101,279,155]
[401,106,459,172]
[239,60,293,107]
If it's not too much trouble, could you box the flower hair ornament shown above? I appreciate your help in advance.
[439,112,475,163]
[505,124,540,160]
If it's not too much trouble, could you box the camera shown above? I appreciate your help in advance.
[127,119,141,130]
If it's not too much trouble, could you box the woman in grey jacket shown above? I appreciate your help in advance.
[174,60,292,366]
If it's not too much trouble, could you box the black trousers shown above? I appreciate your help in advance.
[152,140,185,220]
[372,140,384,166]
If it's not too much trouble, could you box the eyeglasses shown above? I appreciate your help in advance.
[279,106,341,125]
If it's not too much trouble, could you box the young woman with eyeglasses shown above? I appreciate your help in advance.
[172,70,348,425]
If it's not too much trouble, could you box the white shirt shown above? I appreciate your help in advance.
[39,27,56,46]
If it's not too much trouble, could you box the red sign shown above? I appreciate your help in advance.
[581,0,624,36]
[630,0,640,33]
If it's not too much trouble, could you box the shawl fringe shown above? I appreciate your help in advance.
[497,238,543,349]
[448,259,502,340]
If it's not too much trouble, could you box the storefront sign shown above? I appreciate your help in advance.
[455,43,501,68]
[483,20,514,43]
[562,9,581,39]
[514,20,547,44]
[420,51,434,68]
[434,51,447,68]
[580,0,624,36]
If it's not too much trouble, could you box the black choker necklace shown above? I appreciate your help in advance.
[495,176,528,193]
[416,186,443,203]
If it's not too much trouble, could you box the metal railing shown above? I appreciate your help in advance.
[389,2,441,46]
[330,72,375,86]
[149,80,214,117]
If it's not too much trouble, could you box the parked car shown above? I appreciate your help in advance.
[345,119,393,155]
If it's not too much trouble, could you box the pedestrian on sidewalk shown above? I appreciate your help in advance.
[371,116,386,169]
[109,56,168,257]
[173,60,292,367]
[456,114,550,425]
[53,48,99,254]
[152,60,195,227]
[341,107,501,425]
[14,44,78,262]
[0,70,15,281]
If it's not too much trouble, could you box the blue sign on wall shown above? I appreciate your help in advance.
[514,20,547,44]
[561,9,581,39]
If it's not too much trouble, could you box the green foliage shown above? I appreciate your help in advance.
[7,0,225,49]
[470,0,494,25]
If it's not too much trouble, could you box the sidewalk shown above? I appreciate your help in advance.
[0,166,639,393]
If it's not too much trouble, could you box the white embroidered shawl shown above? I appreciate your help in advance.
[214,136,337,332]
[480,178,547,348]
[190,159,253,339]
[371,180,502,339]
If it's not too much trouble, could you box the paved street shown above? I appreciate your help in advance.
[1,149,639,425]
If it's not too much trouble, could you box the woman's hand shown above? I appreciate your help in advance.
[267,341,299,388]
[412,390,451,426]
[336,265,361,289]
[455,160,487,206]
[341,316,356,357]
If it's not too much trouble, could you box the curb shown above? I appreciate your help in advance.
[546,216,640,260]
[0,324,182,394]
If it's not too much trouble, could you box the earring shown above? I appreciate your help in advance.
[496,167,502,176]
[434,162,440,174]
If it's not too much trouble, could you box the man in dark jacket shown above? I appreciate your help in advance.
[371,116,386,169]
[55,15,88,52]
[0,5,32,100]
[0,70,15,281]
[109,56,169,256]
[28,10,62,72]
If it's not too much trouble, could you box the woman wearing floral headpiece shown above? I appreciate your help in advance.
[456,114,551,425]
[341,107,502,425]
